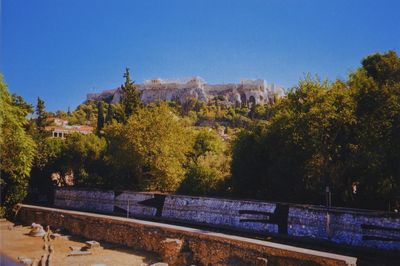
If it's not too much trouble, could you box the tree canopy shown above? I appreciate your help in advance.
[105,103,192,191]
[35,97,47,133]
[0,75,36,216]
[2,51,399,213]
[231,51,400,209]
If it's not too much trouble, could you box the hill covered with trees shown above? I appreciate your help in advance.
[1,51,400,217]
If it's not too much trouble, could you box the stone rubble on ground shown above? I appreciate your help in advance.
[86,240,101,249]
[68,240,102,256]
[68,249,92,256]
[28,223,46,237]
[70,245,83,251]
[17,256,32,265]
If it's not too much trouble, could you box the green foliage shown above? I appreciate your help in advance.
[21,50,400,211]
[62,133,107,187]
[121,67,141,120]
[67,101,123,126]
[347,51,400,208]
[178,163,222,195]
[0,75,36,216]
[55,110,68,120]
[36,97,47,133]
[12,94,34,115]
[30,133,108,190]
[196,105,255,129]
[179,128,230,195]
[105,103,192,191]
[231,77,358,203]
[105,104,114,124]
[361,50,400,85]
[178,98,204,116]
[97,101,105,132]
[67,101,102,126]
[190,129,223,159]
[231,51,400,209]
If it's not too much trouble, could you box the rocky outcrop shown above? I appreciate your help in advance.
[86,77,285,106]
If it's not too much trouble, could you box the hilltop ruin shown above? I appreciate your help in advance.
[86,77,285,106]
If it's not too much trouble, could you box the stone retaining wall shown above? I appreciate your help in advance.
[53,188,400,251]
[54,189,114,213]
[17,204,357,266]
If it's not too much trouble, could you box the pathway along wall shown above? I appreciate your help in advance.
[53,188,400,251]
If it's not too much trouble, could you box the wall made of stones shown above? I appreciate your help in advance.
[54,188,114,213]
[114,191,159,217]
[162,195,278,233]
[17,205,356,266]
[163,195,400,251]
[53,188,400,251]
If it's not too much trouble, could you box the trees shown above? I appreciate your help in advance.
[348,51,400,209]
[230,126,273,199]
[62,133,108,187]
[36,97,47,133]
[105,103,192,191]
[179,128,230,195]
[32,97,51,167]
[230,51,400,210]
[97,101,105,133]
[231,77,357,203]
[121,67,141,120]
[29,133,108,194]
[28,137,65,202]
[231,76,360,204]
[105,104,114,125]
[67,100,107,126]
[0,75,36,216]
[12,94,34,115]
[361,50,400,85]
[5,50,396,211]
[178,163,222,195]
[190,129,224,160]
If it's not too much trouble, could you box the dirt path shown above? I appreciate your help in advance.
[0,220,159,266]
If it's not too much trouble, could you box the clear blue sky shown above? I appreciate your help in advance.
[1,0,399,111]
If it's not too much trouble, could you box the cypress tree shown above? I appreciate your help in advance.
[105,104,114,124]
[36,97,47,133]
[97,101,104,133]
[121,67,141,120]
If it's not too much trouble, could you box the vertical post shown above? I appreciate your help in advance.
[325,186,332,208]
[127,199,130,218]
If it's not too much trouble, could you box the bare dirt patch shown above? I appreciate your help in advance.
[0,220,159,266]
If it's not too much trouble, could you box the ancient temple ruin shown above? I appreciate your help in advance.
[86,77,285,106]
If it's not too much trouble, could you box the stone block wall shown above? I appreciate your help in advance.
[53,188,400,251]
[162,195,279,233]
[17,205,357,266]
[54,188,114,213]
[114,191,161,217]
